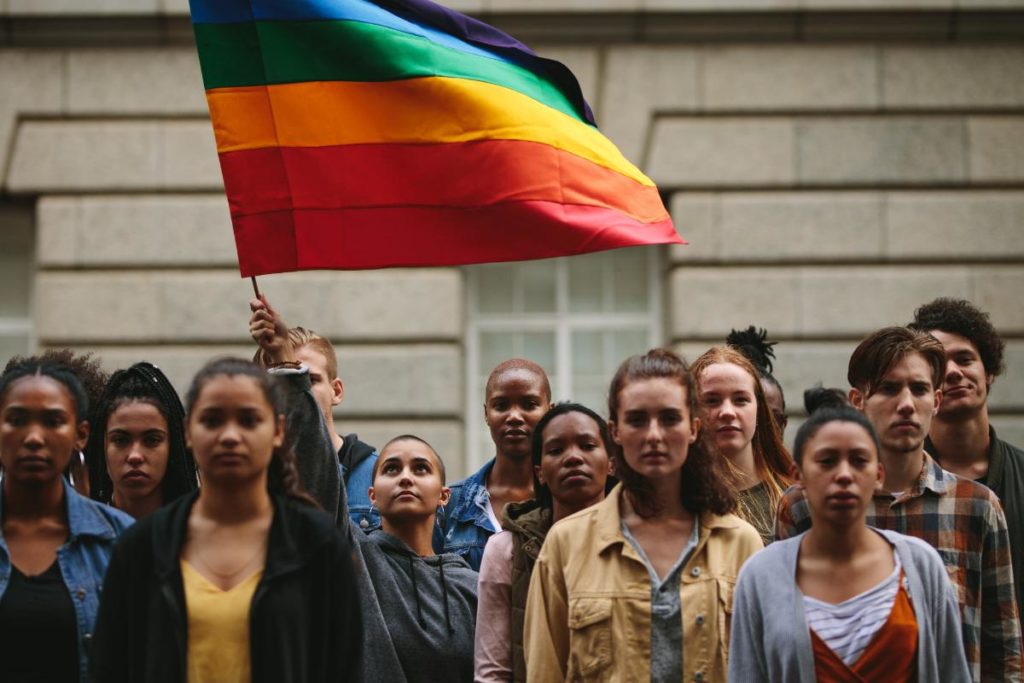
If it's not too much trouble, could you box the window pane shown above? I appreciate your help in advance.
[0,207,34,318]
[610,329,650,365]
[568,253,604,313]
[572,376,608,416]
[476,264,516,313]
[610,248,648,312]
[479,331,514,374]
[571,330,602,374]
[0,334,29,364]
[520,260,556,313]
[522,332,556,372]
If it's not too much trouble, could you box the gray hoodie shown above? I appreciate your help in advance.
[351,529,477,683]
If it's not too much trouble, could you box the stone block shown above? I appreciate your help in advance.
[649,117,795,186]
[535,46,600,104]
[67,48,207,114]
[642,0,797,8]
[668,267,800,339]
[35,269,463,344]
[8,0,157,13]
[797,117,967,185]
[37,195,237,267]
[802,10,954,41]
[992,342,1024,411]
[339,420,465,478]
[669,192,884,263]
[973,267,1024,334]
[668,193,718,262]
[885,191,1024,260]
[800,266,972,336]
[990,416,1024,452]
[6,120,222,192]
[490,0,639,11]
[969,117,1024,182]
[882,47,1024,109]
[334,345,462,417]
[599,46,700,162]
[639,11,798,42]
[0,50,63,188]
[702,46,878,111]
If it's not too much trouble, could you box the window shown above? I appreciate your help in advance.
[0,204,35,362]
[465,247,662,472]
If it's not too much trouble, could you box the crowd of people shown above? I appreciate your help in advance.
[0,293,1020,683]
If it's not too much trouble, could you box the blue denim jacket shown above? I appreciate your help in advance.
[0,479,133,683]
[342,452,380,532]
[435,458,497,571]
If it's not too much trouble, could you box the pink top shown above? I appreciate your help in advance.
[473,531,514,682]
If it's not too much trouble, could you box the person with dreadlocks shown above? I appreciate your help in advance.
[726,326,788,436]
[84,362,198,519]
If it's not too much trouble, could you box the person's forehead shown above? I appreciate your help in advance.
[928,329,980,355]
[487,368,545,395]
[295,345,331,372]
[881,352,933,382]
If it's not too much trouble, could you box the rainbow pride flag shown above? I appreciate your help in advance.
[189,0,680,276]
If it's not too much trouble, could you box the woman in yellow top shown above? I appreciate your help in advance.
[524,348,763,683]
[91,358,361,683]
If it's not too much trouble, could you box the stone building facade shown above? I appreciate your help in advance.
[2,0,1022,478]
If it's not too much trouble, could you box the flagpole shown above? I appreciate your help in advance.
[250,276,261,299]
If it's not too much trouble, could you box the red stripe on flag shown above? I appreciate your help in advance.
[218,140,668,225]
[232,202,682,276]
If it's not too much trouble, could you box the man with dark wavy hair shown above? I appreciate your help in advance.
[911,297,1024,615]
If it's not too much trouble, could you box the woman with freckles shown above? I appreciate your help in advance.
[692,346,794,546]
[524,349,761,683]
[728,390,969,682]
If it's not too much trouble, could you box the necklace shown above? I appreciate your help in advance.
[191,536,267,580]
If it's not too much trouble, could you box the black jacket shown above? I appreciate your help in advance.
[90,491,362,683]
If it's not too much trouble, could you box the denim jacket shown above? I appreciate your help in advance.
[342,453,380,532]
[0,478,133,682]
[436,459,497,571]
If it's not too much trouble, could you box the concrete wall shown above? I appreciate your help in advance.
[2,2,1023,476]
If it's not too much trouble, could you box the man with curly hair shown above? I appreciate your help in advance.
[911,297,1024,614]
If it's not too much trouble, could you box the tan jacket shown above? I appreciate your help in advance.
[524,485,763,683]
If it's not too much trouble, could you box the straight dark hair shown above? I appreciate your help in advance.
[185,357,317,508]
[530,402,615,510]
[607,349,737,518]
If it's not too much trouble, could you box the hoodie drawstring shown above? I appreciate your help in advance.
[439,560,453,635]
[408,555,426,628]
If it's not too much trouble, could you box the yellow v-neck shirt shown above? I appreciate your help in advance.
[181,560,263,683]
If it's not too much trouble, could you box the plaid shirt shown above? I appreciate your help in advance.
[776,452,1022,682]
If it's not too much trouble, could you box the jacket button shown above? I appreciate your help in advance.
[694,672,704,681]
[76,588,86,599]
[690,567,701,577]
[359,518,369,529]
[83,633,92,643]
[696,614,705,626]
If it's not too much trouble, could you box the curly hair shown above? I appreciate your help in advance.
[85,362,198,505]
[691,346,794,515]
[607,348,737,518]
[4,349,108,420]
[185,357,318,508]
[0,359,89,423]
[726,326,786,413]
[910,297,1005,377]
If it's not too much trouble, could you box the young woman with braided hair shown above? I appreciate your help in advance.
[91,358,361,683]
[84,362,198,519]
[726,326,788,434]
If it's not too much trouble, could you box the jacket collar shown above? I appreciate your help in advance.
[0,478,120,542]
[451,458,495,523]
[593,483,740,554]
[151,491,332,581]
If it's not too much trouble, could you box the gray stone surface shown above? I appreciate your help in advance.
[67,48,207,114]
[969,117,1024,182]
[36,269,463,343]
[37,195,236,266]
[7,0,158,13]
[669,268,801,338]
[669,191,884,263]
[0,50,63,187]
[797,117,968,185]
[703,46,878,111]
[338,420,465,479]
[7,120,222,192]
[649,117,795,186]
[882,47,1024,109]
[885,191,1024,260]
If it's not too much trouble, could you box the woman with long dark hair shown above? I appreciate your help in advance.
[524,349,762,682]
[0,359,133,683]
[728,390,969,682]
[85,362,198,518]
[91,358,361,683]
[475,402,614,682]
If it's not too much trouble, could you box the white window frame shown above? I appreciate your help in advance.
[464,247,663,474]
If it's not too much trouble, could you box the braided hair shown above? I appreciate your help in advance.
[85,362,198,505]
[185,357,318,507]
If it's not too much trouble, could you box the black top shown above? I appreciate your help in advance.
[90,492,362,683]
[0,559,79,683]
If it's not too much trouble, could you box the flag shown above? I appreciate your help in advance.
[190,0,681,276]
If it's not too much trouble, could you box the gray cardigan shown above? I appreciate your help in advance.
[728,529,971,683]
